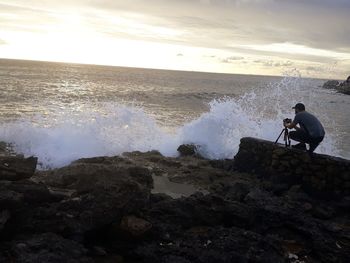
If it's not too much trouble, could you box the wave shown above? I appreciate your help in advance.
[0,74,341,168]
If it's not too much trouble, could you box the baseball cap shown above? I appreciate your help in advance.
[292,103,305,110]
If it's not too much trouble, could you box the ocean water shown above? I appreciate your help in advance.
[0,59,349,168]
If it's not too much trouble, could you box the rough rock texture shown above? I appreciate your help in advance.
[0,156,37,181]
[235,137,350,198]
[0,233,93,263]
[323,80,340,89]
[0,143,349,262]
[177,144,200,157]
[0,155,153,262]
[322,77,350,95]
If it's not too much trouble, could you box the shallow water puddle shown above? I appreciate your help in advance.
[151,174,207,199]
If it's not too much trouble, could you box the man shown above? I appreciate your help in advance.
[284,103,325,153]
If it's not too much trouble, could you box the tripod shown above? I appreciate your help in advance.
[274,127,291,147]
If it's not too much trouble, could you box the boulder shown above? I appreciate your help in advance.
[119,215,152,238]
[5,233,93,263]
[15,156,153,237]
[322,77,350,95]
[322,80,340,89]
[0,210,10,231]
[0,156,37,181]
[338,82,350,95]
[177,144,201,157]
[0,148,348,262]
[0,141,15,156]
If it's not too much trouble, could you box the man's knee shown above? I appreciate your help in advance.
[289,131,296,139]
[289,131,301,141]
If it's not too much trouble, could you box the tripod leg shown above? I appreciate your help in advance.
[274,129,285,144]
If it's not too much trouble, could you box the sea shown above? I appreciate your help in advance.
[0,58,349,169]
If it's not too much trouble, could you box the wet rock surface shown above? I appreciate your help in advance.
[323,76,350,95]
[0,142,349,262]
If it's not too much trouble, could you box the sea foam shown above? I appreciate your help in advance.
[0,74,341,168]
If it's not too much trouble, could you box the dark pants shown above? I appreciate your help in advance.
[289,130,324,153]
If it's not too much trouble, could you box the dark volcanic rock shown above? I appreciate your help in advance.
[323,77,350,95]
[0,156,37,181]
[0,210,10,231]
[177,144,200,157]
[134,226,286,263]
[1,233,93,263]
[0,149,349,263]
[323,80,340,89]
[119,215,153,238]
[16,156,153,238]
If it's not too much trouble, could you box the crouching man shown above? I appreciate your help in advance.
[284,103,325,154]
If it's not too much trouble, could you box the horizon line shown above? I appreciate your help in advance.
[0,57,331,81]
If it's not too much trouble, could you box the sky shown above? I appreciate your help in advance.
[0,0,349,79]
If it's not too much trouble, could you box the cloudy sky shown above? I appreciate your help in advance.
[0,0,349,78]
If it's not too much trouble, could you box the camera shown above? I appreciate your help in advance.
[283,118,292,124]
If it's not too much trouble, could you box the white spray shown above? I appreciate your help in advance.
[0,74,342,168]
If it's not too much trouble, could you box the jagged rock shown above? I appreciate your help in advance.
[177,144,200,157]
[119,215,152,238]
[0,156,37,181]
[323,77,350,95]
[3,233,93,263]
[4,179,60,204]
[41,156,152,191]
[0,141,16,157]
[14,156,153,237]
[0,210,10,231]
[0,187,24,209]
[322,80,340,89]
[134,226,286,263]
[338,82,350,95]
[0,147,348,262]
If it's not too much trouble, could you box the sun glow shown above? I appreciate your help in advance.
[1,1,349,78]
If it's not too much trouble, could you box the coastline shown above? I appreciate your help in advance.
[0,138,349,262]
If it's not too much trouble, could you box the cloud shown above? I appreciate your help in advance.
[91,1,348,49]
[2,0,350,54]
[221,56,245,63]
[254,59,294,67]
[1,0,349,76]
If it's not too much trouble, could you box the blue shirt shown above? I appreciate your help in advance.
[293,111,325,138]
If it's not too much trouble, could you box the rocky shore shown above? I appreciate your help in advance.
[323,76,350,95]
[0,139,349,263]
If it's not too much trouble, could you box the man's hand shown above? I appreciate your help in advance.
[284,121,296,129]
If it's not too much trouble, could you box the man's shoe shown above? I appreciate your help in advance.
[292,143,307,150]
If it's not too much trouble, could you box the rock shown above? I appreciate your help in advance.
[0,156,37,181]
[7,233,93,263]
[41,156,152,191]
[0,187,24,209]
[215,181,251,202]
[302,202,313,211]
[312,205,335,220]
[0,210,10,231]
[338,82,350,95]
[91,246,107,256]
[323,77,350,95]
[0,146,349,262]
[15,156,153,237]
[4,179,60,204]
[177,144,200,157]
[119,215,152,238]
[322,80,340,89]
[0,141,15,156]
[134,226,286,263]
